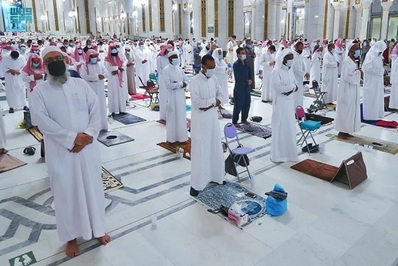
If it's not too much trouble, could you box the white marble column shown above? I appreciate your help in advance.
[332,2,341,40]
[381,1,393,40]
[182,6,192,39]
[326,2,334,40]
[206,0,215,39]
[250,0,256,40]
[360,0,372,41]
[234,0,244,39]
[286,0,293,40]
[192,0,201,39]
[151,0,160,37]
[275,0,285,40]
[218,0,228,47]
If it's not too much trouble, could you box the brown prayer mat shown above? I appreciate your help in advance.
[291,159,339,182]
[157,138,191,160]
[102,167,123,192]
[0,154,27,173]
[27,126,43,142]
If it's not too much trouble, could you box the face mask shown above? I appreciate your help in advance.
[284,59,294,68]
[139,45,144,49]
[241,54,246,60]
[246,45,252,49]
[90,58,98,64]
[354,50,361,58]
[20,47,26,52]
[331,49,335,54]
[78,49,83,54]
[64,44,68,47]
[87,45,92,48]
[171,58,179,66]
[48,60,66,77]
[205,69,215,78]
[297,50,303,55]
[167,48,173,52]
[111,49,118,54]
[32,62,40,68]
[33,50,39,54]
[218,55,223,60]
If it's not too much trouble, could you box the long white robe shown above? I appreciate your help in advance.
[214,59,229,104]
[157,55,170,121]
[2,55,27,109]
[184,43,194,65]
[226,40,237,64]
[362,54,385,120]
[292,50,306,108]
[270,65,298,162]
[21,68,44,106]
[260,52,275,101]
[310,51,322,83]
[334,57,361,134]
[334,46,344,76]
[125,51,136,95]
[389,57,398,109]
[189,73,225,190]
[322,52,338,103]
[0,114,5,149]
[81,62,109,131]
[254,46,262,74]
[134,48,151,85]
[104,58,128,114]
[163,64,188,143]
[30,77,105,242]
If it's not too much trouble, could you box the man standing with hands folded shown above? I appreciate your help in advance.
[30,46,110,258]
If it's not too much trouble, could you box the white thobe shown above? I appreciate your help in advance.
[104,58,128,114]
[2,55,27,109]
[302,50,311,81]
[30,78,105,242]
[334,47,344,76]
[0,114,5,149]
[292,50,306,108]
[322,52,338,103]
[389,57,398,109]
[226,41,237,64]
[363,55,385,120]
[134,48,151,84]
[184,44,194,65]
[214,61,229,104]
[334,58,361,134]
[81,62,109,131]
[163,64,188,143]
[270,65,298,162]
[260,52,275,101]
[310,52,322,83]
[21,69,44,106]
[254,46,262,74]
[189,73,225,190]
[157,55,171,121]
[125,52,136,95]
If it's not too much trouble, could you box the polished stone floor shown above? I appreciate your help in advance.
[1,80,398,266]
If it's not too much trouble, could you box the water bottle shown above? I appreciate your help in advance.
[179,148,184,159]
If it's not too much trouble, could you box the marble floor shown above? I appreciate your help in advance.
[1,81,398,266]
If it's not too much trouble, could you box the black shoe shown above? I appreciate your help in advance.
[111,112,116,117]
[9,108,14,113]
[190,187,199,197]
[23,106,29,111]
[119,112,127,115]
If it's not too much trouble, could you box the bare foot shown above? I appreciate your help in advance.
[337,132,348,139]
[233,123,241,128]
[0,148,8,155]
[65,239,79,257]
[97,234,111,245]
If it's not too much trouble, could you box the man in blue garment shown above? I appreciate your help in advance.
[232,47,252,128]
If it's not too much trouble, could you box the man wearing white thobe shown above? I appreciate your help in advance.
[310,46,323,83]
[134,40,151,85]
[270,49,299,163]
[322,43,339,103]
[260,45,276,102]
[292,42,309,108]
[335,42,363,139]
[30,46,110,257]
[81,49,109,131]
[124,45,136,96]
[389,55,398,109]
[362,41,387,121]
[163,51,188,143]
[226,35,238,64]
[189,55,225,196]
[2,51,27,113]
[157,44,173,121]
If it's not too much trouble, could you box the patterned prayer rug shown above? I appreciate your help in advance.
[102,167,123,192]
[291,159,339,182]
[328,133,398,155]
[0,154,27,173]
[250,90,262,97]
[27,126,43,142]
[237,123,272,139]
[0,95,6,101]
[157,138,191,160]
[193,181,266,229]
[98,130,135,147]
[112,113,146,125]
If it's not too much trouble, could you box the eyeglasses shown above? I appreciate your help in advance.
[44,55,64,65]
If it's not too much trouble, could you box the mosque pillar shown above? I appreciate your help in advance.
[267,0,276,40]
[234,0,244,39]
[206,0,215,40]
[360,0,372,41]
[332,2,341,40]
[218,0,228,47]
[250,0,256,40]
[182,3,192,40]
[353,4,362,39]
[192,0,201,39]
[381,0,393,40]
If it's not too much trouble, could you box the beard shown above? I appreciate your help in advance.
[46,68,69,85]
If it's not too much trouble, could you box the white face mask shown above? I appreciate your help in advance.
[331,49,335,54]
[205,69,215,78]
[171,58,179,66]
[284,59,293,68]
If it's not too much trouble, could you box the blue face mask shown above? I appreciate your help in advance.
[32,62,40,68]
[171,58,179,66]
[241,54,246,60]
[218,55,223,60]
[90,58,98,64]
[111,49,118,54]
[354,50,361,58]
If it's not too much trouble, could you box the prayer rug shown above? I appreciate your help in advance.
[305,113,334,126]
[0,95,6,101]
[98,130,135,147]
[113,113,146,125]
[250,90,262,97]
[102,167,123,192]
[0,154,27,173]
[156,118,191,130]
[157,138,191,160]
[193,181,266,229]
[291,159,339,182]
[328,134,398,155]
[27,126,43,142]
[131,93,150,100]
[237,123,272,139]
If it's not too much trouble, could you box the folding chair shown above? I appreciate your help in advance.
[296,106,321,154]
[138,76,159,107]
[312,80,327,109]
[224,123,253,182]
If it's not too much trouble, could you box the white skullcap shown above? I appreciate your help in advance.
[41,46,63,59]
[168,51,178,58]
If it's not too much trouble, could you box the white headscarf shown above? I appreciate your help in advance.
[345,41,356,59]
[275,48,293,70]
[212,48,226,67]
[41,46,63,59]
[363,40,387,68]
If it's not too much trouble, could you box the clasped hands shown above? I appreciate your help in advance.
[200,98,221,111]
[282,84,298,96]
[7,69,20,76]
[70,133,93,153]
